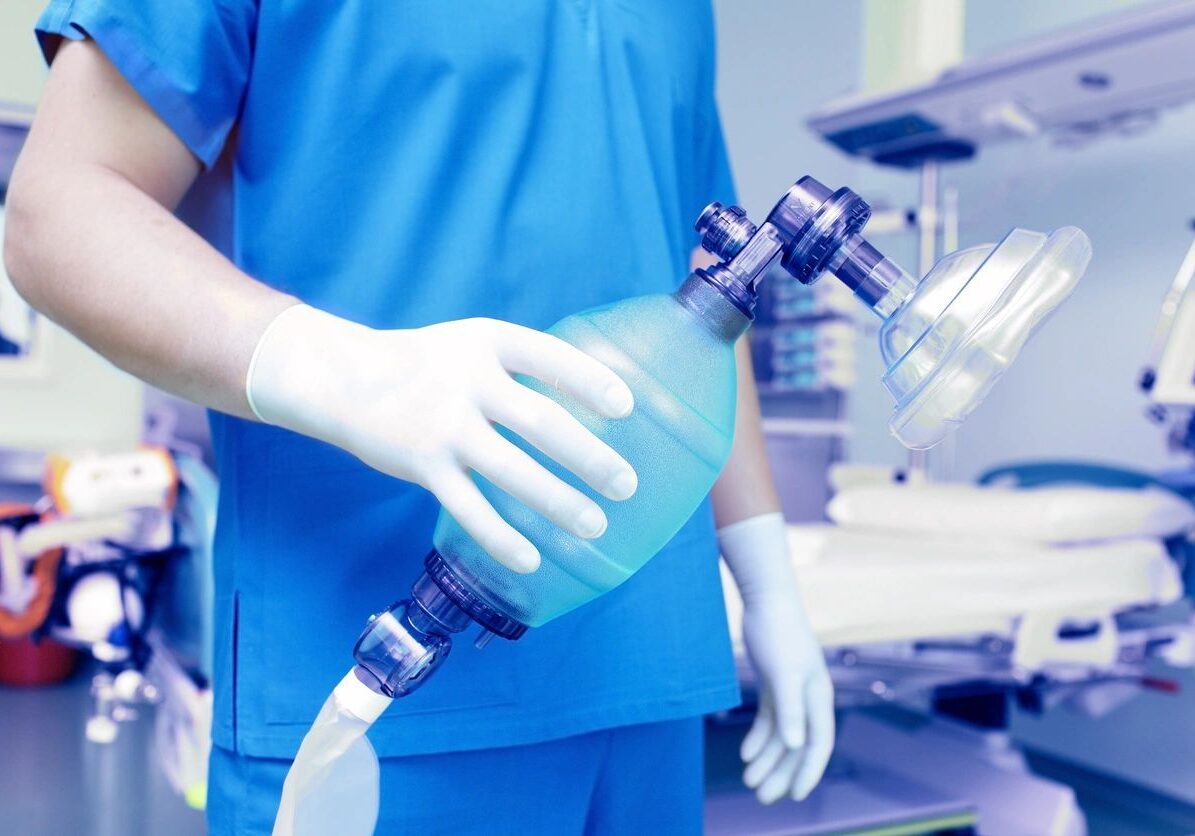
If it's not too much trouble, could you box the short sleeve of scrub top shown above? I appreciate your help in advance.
[35,0,256,168]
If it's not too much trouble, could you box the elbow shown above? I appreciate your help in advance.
[2,171,48,311]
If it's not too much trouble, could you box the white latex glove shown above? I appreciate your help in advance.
[247,305,638,573]
[719,512,835,804]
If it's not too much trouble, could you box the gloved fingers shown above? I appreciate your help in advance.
[740,690,773,763]
[756,749,803,805]
[483,381,636,501]
[489,322,635,419]
[769,666,809,750]
[742,735,786,791]
[460,428,608,540]
[426,466,540,573]
[792,674,836,801]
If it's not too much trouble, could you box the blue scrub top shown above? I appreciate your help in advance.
[37,0,741,759]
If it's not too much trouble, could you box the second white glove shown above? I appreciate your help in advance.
[246,305,638,574]
[720,512,835,804]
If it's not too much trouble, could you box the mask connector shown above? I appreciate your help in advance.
[695,176,914,319]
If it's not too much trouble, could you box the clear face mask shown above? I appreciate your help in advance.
[876,226,1092,448]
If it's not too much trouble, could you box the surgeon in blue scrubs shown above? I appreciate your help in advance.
[5,2,835,832]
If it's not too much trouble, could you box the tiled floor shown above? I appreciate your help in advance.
[0,664,206,836]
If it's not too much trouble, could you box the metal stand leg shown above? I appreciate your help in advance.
[908,160,941,481]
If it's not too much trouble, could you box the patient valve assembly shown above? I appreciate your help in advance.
[697,176,1091,450]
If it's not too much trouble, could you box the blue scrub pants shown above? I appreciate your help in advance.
[208,716,705,835]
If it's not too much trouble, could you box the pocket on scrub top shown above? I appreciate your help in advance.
[256,434,520,726]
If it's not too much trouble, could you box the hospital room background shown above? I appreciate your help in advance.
[3,0,1195,834]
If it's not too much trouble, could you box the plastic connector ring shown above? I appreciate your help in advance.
[424,551,528,640]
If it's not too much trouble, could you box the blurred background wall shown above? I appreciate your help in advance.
[1,0,47,107]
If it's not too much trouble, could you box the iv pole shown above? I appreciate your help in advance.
[908,160,959,482]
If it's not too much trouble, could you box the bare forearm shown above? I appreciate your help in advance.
[6,164,294,418]
[686,244,782,525]
[2,39,296,418]
[711,338,782,526]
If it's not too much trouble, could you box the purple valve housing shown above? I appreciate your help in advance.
[352,176,908,699]
[693,175,915,316]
